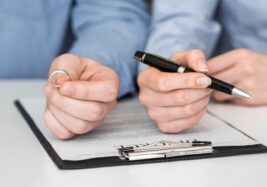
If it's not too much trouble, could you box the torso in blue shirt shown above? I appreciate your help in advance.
[0,0,73,78]
[145,0,267,62]
[215,0,267,55]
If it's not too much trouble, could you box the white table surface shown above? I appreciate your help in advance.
[0,80,266,187]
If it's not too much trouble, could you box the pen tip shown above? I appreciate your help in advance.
[232,88,252,99]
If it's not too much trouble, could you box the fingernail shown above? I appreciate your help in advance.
[61,84,74,96]
[196,76,212,87]
[198,60,209,72]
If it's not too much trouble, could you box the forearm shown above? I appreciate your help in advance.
[70,0,149,97]
[142,0,221,72]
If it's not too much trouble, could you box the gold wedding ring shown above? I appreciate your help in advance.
[48,70,70,87]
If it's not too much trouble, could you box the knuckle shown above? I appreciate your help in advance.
[137,70,147,86]
[57,101,68,112]
[43,85,50,98]
[190,49,205,59]
[110,100,117,110]
[139,92,148,105]
[158,122,179,133]
[49,95,57,106]
[191,49,204,56]
[90,104,105,121]
[137,74,143,86]
[176,119,196,132]
[236,48,250,58]
[171,51,183,62]
[73,120,89,134]
[242,65,255,76]
[105,83,118,101]
[43,109,73,140]
[182,120,195,130]
[156,76,167,91]
[188,116,201,128]
[148,108,160,121]
[189,108,206,127]
[57,131,73,140]
[49,92,64,109]
[44,109,50,119]
[174,91,187,105]
[158,123,172,133]
[180,75,192,87]
[184,104,195,117]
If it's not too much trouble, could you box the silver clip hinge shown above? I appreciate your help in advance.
[117,140,213,161]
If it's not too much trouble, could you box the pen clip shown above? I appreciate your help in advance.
[117,140,213,161]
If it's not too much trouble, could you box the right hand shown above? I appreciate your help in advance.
[43,54,119,139]
[138,49,212,133]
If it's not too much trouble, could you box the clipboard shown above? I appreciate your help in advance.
[14,98,267,170]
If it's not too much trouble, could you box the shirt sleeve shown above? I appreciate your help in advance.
[69,0,149,97]
[140,0,221,71]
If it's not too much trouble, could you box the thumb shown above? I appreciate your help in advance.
[48,54,86,87]
[170,49,208,73]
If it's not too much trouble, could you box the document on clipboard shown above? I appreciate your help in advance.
[15,96,267,169]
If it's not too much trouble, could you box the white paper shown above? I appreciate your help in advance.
[19,97,257,161]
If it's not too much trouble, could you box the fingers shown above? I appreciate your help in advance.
[138,49,211,133]
[211,66,240,84]
[49,54,119,90]
[49,54,119,102]
[59,79,118,102]
[48,104,103,135]
[147,96,210,123]
[44,108,74,139]
[139,87,211,107]
[49,54,88,81]
[170,49,208,72]
[157,107,208,133]
[44,85,116,121]
[207,49,252,75]
[45,54,120,139]
[138,67,211,92]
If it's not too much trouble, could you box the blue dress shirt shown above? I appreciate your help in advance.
[141,0,267,71]
[0,0,149,97]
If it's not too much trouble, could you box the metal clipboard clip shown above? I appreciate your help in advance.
[117,140,213,161]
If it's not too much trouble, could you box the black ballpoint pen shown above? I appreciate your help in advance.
[134,51,251,99]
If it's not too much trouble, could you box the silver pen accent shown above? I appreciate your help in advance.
[232,87,252,99]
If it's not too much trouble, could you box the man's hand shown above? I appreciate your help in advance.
[138,50,212,133]
[43,54,119,139]
[207,49,267,106]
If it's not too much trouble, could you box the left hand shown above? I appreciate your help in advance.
[43,54,119,139]
[207,48,267,106]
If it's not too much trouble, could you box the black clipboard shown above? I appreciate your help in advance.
[15,100,267,170]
